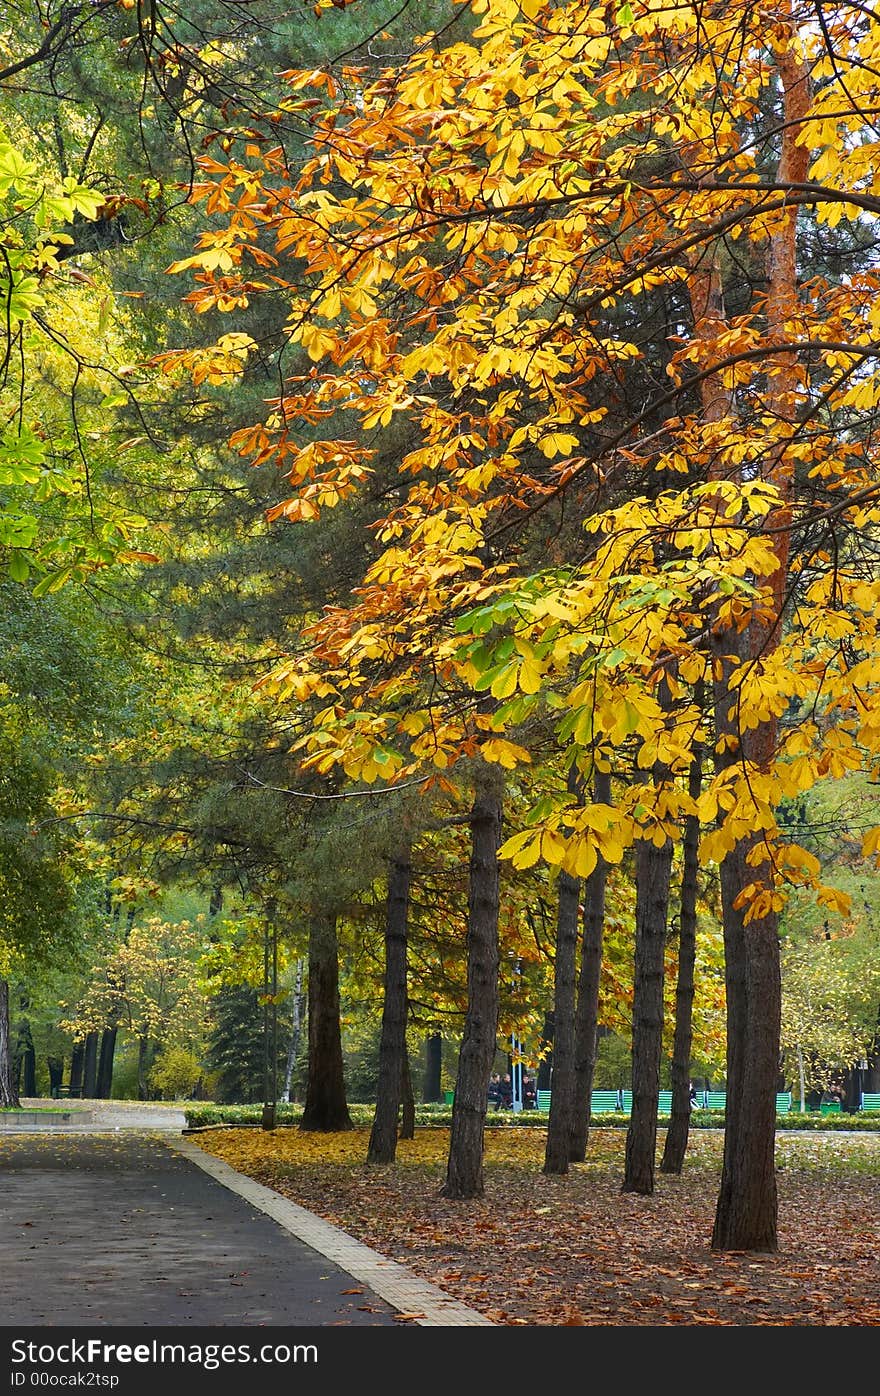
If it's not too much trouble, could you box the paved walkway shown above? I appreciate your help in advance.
[0,1107,492,1328]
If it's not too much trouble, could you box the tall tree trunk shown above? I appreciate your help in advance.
[82,1031,99,1098]
[623,825,674,1195]
[441,776,502,1199]
[661,721,703,1173]
[399,1042,415,1140]
[97,1027,117,1099]
[368,846,411,1164]
[570,767,612,1162]
[0,979,20,1108]
[301,911,352,1131]
[423,1031,443,1102]
[47,1056,64,1097]
[544,868,580,1174]
[708,21,808,1254]
[283,958,305,1102]
[69,1042,84,1095]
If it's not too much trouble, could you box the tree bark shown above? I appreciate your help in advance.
[47,1056,64,1097]
[368,847,411,1163]
[441,776,502,1199]
[570,767,611,1162]
[661,723,703,1173]
[623,830,673,1195]
[422,1031,443,1102]
[301,911,353,1131]
[97,1027,117,1099]
[69,1042,84,1096]
[399,1042,415,1140]
[82,1031,99,1098]
[544,868,580,1174]
[0,979,20,1108]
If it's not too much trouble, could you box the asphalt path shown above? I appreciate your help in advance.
[0,1132,400,1326]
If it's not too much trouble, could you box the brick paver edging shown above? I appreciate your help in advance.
[169,1137,495,1328]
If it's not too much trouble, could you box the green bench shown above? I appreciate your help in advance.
[696,1090,792,1113]
[861,1092,880,1112]
[658,1090,673,1113]
[591,1089,620,1112]
[534,1088,622,1112]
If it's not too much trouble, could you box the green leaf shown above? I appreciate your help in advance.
[7,551,29,582]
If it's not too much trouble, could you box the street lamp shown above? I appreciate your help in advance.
[510,955,523,1113]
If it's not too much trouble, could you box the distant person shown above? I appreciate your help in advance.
[499,1073,513,1109]
[522,1075,537,1109]
[488,1073,501,1108]
[689,1082,700,1108]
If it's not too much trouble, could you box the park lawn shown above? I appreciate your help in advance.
[193,1125,880,1326]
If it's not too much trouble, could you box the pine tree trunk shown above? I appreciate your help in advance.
[423,1031,443,1102]
[544,869,580,1175]
[661,725,703,1174]
[301,911,353,1131]
[570,768,611,1162]
[82,1031,99,1098]
[441,777,502,1199]
[0,979,20,1108]
[623,831,673,1195]
[368,847,411,1164]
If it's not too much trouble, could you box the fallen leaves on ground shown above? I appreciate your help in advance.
[193,1125,880,1326]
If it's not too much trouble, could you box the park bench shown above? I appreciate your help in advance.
[658,1090,673,1113]
[50,1086,82,1100]
[692,1090,792,1113]
[820,1100,841,1115]
[861,1093,880,1112]
[534,1089,622,1112]
[620,1090,632,1114]
[591,1089,621,1112]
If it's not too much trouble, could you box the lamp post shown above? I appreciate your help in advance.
[510,955,523,1113]
[262,899,278,1131]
